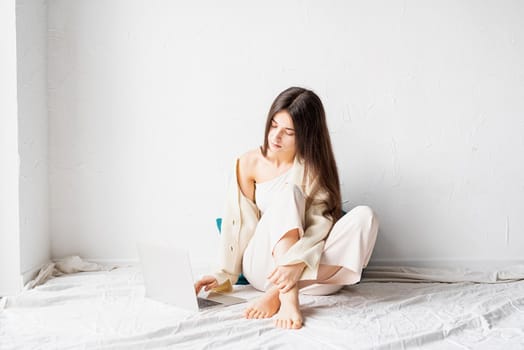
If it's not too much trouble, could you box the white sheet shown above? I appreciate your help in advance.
[1,266,524,349]
[362,264,524,283]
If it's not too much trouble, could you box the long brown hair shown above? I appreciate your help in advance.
[261,87,342,220]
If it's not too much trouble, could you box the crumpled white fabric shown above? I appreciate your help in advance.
[24,256,117,290]
[2,266,524,350]
[362,264,524,283]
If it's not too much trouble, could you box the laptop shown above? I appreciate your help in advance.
[137,242,247,312]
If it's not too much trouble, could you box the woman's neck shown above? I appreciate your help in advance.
[264,150,295,169]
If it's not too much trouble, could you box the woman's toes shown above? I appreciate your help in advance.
[246,308,256,319]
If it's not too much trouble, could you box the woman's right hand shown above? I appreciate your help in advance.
[194,275,218,294]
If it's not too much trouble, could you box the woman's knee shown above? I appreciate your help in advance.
[282,184,305,203]
[344,205,379,231]
[271,184,306,213]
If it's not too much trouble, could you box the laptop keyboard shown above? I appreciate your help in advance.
[197,297,222,309]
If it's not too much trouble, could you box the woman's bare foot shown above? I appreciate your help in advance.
[243,286,281,319]
[274,285,303,329]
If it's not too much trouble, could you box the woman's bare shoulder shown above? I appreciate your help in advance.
[238,148,262,168]
[236,149,262,198]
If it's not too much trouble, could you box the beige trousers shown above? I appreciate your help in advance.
[242,185,379,296]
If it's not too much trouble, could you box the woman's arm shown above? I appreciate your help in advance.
[237,151,257,202]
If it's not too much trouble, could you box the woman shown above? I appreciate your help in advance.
[195,87,379,330]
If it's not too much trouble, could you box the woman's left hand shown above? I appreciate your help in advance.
[267,263,306,293]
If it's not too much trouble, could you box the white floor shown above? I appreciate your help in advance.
[1,266,524,349]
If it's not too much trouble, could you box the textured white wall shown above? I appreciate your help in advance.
[48,0,524,266]
[17,0,51,278]
[0,0,22,295]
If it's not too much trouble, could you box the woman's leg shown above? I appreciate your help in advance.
[242,184,306,290]
[242,229,301,321]
[242,185,306,328]
[270,229,303,329]
[300,205,379,296]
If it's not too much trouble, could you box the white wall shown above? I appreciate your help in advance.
[0,0,50,294]
[0,0,22,295]
[17,0,51,280]
[48,0,524,267]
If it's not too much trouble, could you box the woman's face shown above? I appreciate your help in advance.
[267,110,296,157]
